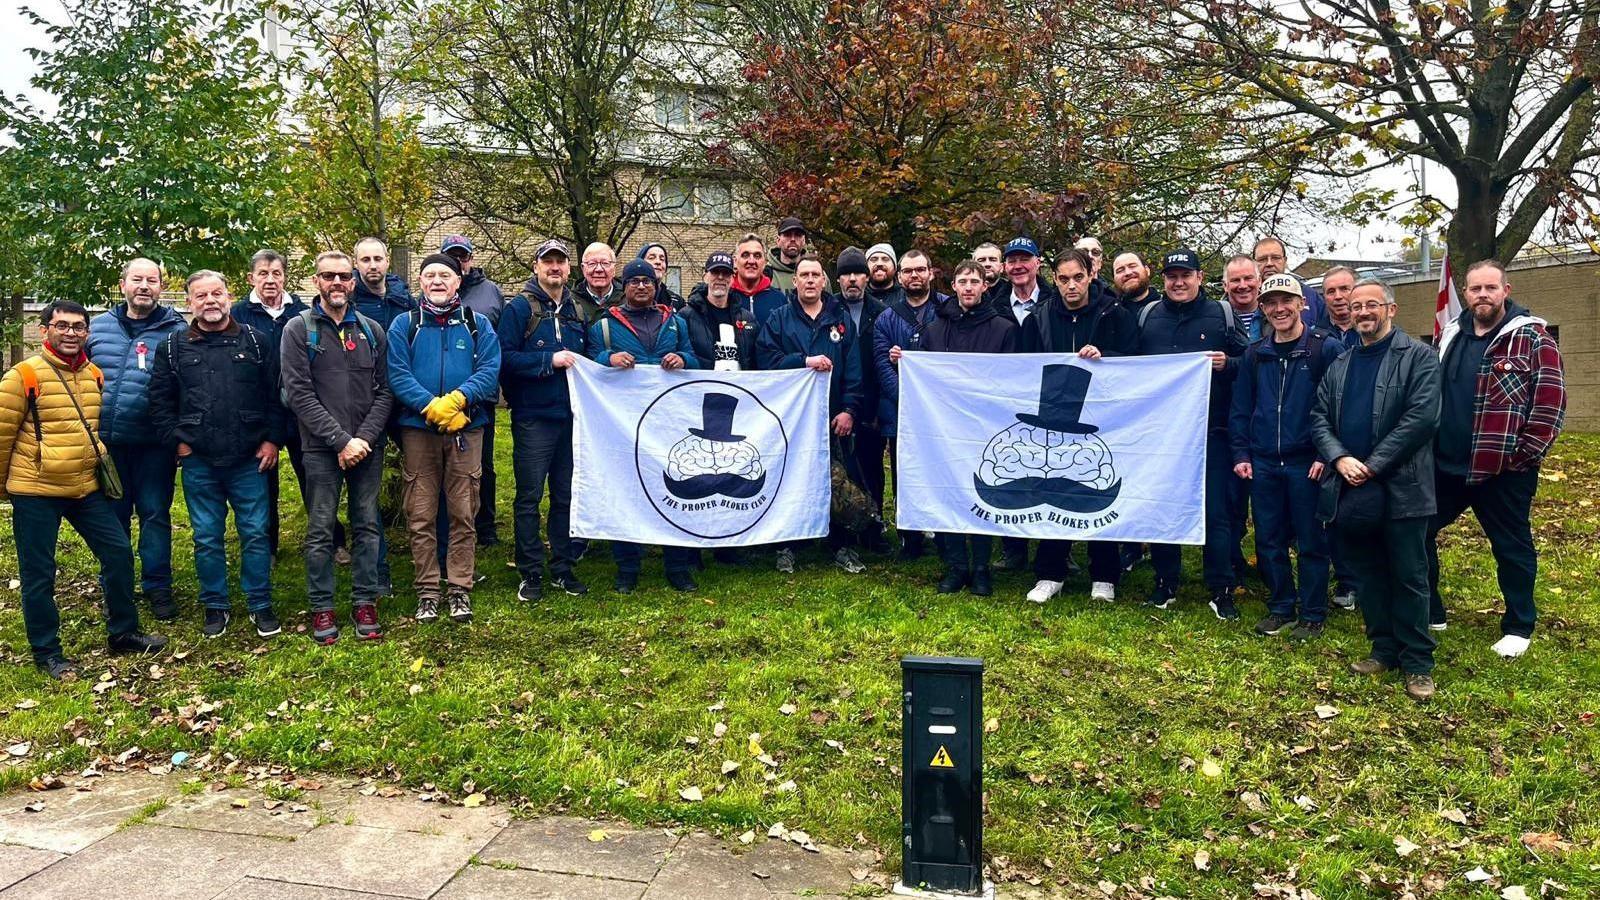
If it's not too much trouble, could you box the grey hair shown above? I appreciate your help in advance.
[314,250,352,269]
[973,241,1001,255]
[249,249,286,270]
[185,269,228,294]
[1322,264,1357,282]
[1352,277,1395,304]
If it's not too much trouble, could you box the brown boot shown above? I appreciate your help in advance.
[1348,657,1393,676]
[1404,673,1436,701]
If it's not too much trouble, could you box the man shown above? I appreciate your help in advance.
[86,258,186,620]
[576,243,623,324]
[873,249,943,559]
[636,243,686,309]
[1111,251,1162,319]
[1253,236,1325,324]
[864,244,903,307]
[681,251,759,372]
[281,251,394,645]
[973,242,1004,288]
[499,239,591,602]
[2,301,167,679]
[230,249,329,562]
[731,234,788,324]
[1136,248,1249,616]
[387,253,502,624]
[1073,236,1107,283]
[767,217,808,292]
[993,236,1062,572]
[757,253,868,575]
[1018,248,1136,604]
[1230,274,1344,640]
[1318,265,1360,349]
[588,257,701,593]
[1310,278,1441,701]
[1222,255,1265,342]
[1428,260,1565,657]
[152,271,288,639]
[352,237,417,328]
[442,234,506,547]
[836,247,890,550]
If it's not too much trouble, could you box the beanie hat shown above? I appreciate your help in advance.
[865,242,897,263]
[636,243,668,266]
[836,247,870,277]
[621,258,658,283]
[419,252,462,276]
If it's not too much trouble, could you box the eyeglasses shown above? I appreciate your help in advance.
[624,277,655,287]
[1349,301,1390,313]
[582,260,614,270]
[317,271,356,282]
[48,322,89,334]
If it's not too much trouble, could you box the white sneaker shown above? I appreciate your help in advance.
[1026,580,1063,604]
[1091,582,1115,602]
[1429,621,1448,632]
[1492,634,1531,658]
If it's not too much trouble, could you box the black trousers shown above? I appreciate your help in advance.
[1339,516,1435,675]
[853,423,887,514]
[1427,466,1540,637]
[1036,540,1117,583]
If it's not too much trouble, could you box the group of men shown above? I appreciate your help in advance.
[0,218,1568,702]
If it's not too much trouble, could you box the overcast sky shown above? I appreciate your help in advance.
[0,0,1428,263]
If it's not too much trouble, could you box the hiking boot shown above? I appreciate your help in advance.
[834,547,866,574]
[937,570,967,594]
[1090,582,1116,602]
[996,548,1028,571]
[666,570,698,593]
[1208,590,1240,621]
[1254,614,1295,636]
[775,548,796,574]
[37,656,77,681]
[146,589,177,622]
[447,590,472,623]
[252,608,282,638]
[202,609,231,639]
[352,603,382,640]
[1404,673,1436,701]
[614,573,638,594]
[1290,620,1325,640]
[554,572,588,596]
[108,631,168,655]
[1331,589,1357,611]
[1144,581,1178,610]
[415,596,440,623]
[1026,580,1063,604]
[334,546,352,566]
[969,568,993,597]
[1348,657,1393,676]
[310,610,339,645]
[517,579,543,603]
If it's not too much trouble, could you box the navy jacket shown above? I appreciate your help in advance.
[922,299,1018,354]
[385,304,502,431]
[459,268,506,328]
[756,294,865,419]
[354,273,416,329]
[86,302,187,446]
[230,294,309,352]
[1135,290,1249,434]
[497,280,588,423]
[1228,326,1346,466]
[991,279,1063,327]
[872,296,941,436]
[731,274,789,326]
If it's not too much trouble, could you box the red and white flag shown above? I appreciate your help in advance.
[1434,256,1461,339]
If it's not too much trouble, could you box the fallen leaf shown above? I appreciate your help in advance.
[721,760,741,775]
[6,742,31,757]
[410,657,425,673]
[775,780,797,793]
[230,798,249,809]
[1193,849,1211,871]
[768,822,788,838]
[1501,887,1531,900]
[984,717,999,733]
[713,722,728,739]
[1440,808,1470,825]
[738,829,755,844]
[1239,791,1265,812]
[587,829,607,843]
[707,701,725,712]
[684,736,700,747]
[1520,831,1573,856]
[407,684,423,696]
[1464,866,1495,883]
[462,792,486,808]
[679,786,703,802]
[823,739,846,754]
[1394,836,1420,857]
[6,579,19,590]
[1200,758,1223,778]
[23,801,45,812]
[262,799,283,811]
[747,733,764,757]
[756,753,778,768]
[1314,704,1340,719]
[1294,794,1318,811]
[779,703,797,716]
[14,699,39,710]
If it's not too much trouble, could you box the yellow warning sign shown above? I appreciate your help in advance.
[929,745,955,768]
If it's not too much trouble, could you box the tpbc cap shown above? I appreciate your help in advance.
[705,251,735,273]
[1003,236,1040,258]
[1259,272,1304,299]
[534,239,570,260]
[1161,248,1201,272]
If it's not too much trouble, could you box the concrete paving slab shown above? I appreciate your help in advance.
[211,875,415,900]
[255,823,491,900]
[478,817,677,883]
[0,845,63,892]
[0,774,173,853]
[320,793,509,843]
[0,823,287,900]
[640,832,775,900]
[150,790,322,839]
[741,838,859,895]
[434,865,648,900]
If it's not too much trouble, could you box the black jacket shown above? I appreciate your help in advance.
[1018,286,1136,357]
[1135,290,1248,434]
[922,299,1018,354]
[1118,286,1164,320]
[680,284,759,370]
[836,291,888,427]
[149,319,289,464]
[1310,326,1441,522]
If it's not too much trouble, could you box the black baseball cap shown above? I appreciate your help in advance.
[705,251,735,273]
[777,217,807,236]
[1160,248,1201,273]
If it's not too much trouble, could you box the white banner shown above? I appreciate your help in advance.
[569,356,831,547]
[895,351,1212,543]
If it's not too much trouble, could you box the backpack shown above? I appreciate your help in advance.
[405,307,480,363]
[303,308,378,363]
[14,360,103,459]
[165,324,267,376]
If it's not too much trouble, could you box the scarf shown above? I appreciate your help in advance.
[421,295,462,319]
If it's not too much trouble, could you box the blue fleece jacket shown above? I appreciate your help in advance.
[385,304,502,431]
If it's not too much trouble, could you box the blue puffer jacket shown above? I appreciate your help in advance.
[354,273,416,329]
[586,305,700,369]
[756,294,865,418]
[1228,327,1346,466]
[386,304,502,431]
[872,295,943,436]
[498,279,588,422]
[86,302,187,446]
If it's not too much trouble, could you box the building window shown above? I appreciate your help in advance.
[658,180,693,220]
[657,179,734,222]
[665,266,682,295]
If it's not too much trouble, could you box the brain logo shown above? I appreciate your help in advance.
[637,385,786,539]
[973,363,1121,512]
[664,430,767,499]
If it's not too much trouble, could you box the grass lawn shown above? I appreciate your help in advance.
[1,424,1597,898]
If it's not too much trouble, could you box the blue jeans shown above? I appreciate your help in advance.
[1251,458,1330,622]
[107,443,177,594]
[180,456,273,612]
[1152,432,1236,591]
[302,448,385,611]
[11,492,140,663]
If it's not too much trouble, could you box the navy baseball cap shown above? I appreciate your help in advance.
[705,251,735,273]
[440,234,474,255]
[1160,248,1201,272]
[1003,236,1040,258]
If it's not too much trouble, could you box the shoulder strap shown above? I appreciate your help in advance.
[1215,298,1237,332]
[601,316,612,352]
[520,291,547,341]
[1137,300,1156,329]
[44,362,108,466]
[1307,329,1335,382]
[407,310,423,346]
[301,309,322,360]
[15,361,39,400]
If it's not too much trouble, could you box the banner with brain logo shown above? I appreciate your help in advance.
[895,351,1212,542]
[568,356,831,547]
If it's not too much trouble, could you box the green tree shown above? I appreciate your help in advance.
[0,0,301,300]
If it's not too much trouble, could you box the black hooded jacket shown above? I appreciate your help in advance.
[680,283,759,370]
[922,299,1019,354]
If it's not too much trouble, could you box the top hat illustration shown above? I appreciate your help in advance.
[1015,364,1099,433]
[689,394,747,442]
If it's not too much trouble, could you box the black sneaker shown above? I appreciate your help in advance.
[1331,589,1357,611]
[937,570,967,594]
[1254,614,1295,636]
[1290,621,1325,640]
[252,608,282,638]
[108,631,168,655]
[1209,590,1241,621]
[969,568,993,597]
[36,656,77,681]
[202,609,231,639]
[553,572,588,596]
[1144,581,1177,610]
[146,590,177,621]
[517,579,543,603]
[997,549,1028,571]
[614,573,638,594]
[666,571,698,593]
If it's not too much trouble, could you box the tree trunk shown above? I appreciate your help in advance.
[6,290,24,367]
[1445,173,1503,286]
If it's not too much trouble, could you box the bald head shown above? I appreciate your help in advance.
[120,257,164,318]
